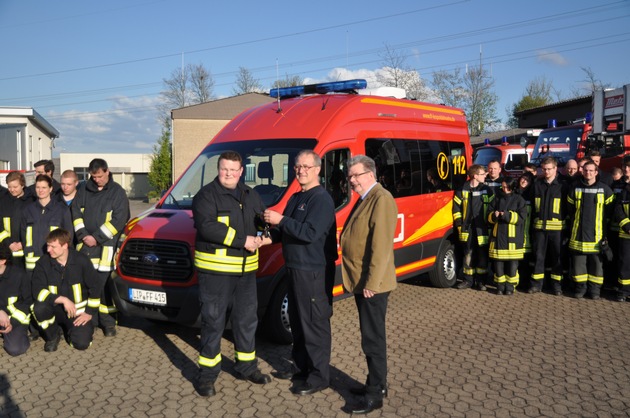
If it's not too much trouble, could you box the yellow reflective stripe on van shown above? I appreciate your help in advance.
[199,354,222,368]
[360,97,465,115]
[73,217,85,232]
[235,350,256,362]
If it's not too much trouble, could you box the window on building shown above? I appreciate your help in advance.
[74,167,90,181]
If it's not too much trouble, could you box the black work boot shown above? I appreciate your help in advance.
[574,283,586,299]
[44,328,62,352]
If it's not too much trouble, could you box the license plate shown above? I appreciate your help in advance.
[129,288,167,306]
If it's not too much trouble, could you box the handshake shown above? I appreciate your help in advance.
[244,234,270,253]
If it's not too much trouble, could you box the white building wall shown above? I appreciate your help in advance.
[59,153,153,199]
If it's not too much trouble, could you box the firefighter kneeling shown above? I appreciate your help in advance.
[31,229,101,352]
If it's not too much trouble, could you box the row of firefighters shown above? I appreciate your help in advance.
[452,156,630,300]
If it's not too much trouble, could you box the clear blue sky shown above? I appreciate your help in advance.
[1,0,629,156]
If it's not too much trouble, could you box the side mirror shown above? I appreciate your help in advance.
[520,136,528,148]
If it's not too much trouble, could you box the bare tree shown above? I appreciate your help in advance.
[233,67,263,95]
[271,74,304,89]
[159,63,215,122]
[189,63,214,104]
[463,64,498,136]
[431,68,466,108]
[377,44,430,101]
[580,66,610,94]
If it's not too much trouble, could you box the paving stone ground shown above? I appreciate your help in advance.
[2,274,629,417]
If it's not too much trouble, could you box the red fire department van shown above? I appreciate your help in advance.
[111,79,473,343]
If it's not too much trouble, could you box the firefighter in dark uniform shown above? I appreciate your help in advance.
[606,159,630,289]
[567,160,615,299]
[485,159,504,196]
[192,151,271,397]
[263,150,337,396]
[0,242,31,356]
[515,172,535,289]
[453,164,494,290]
[487,178,527,295]
[21,175,74,272]
[1,171,35,265]
[530,156,567,295]
[614,182,630,302]
[71,159,130,337]
[31,229,101,351]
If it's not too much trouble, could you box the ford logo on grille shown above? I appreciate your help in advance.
[143,254,160,264]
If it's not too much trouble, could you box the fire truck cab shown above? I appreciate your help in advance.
[473,137,533,178]
[531,84,630,173]
[111,79,473,343]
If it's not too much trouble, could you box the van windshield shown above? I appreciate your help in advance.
[531,127,583,166]
[473,147,502,167]
[161,139,317,209]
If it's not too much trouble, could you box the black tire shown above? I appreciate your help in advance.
[428,240,457,288]
[263,279,293,345]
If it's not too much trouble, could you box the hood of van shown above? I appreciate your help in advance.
[124,208,195,243]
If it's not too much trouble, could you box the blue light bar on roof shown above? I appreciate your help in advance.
[270,79,367,99]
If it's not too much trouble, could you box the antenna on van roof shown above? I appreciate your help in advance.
[275,59,282,113]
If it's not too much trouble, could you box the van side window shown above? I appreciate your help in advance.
[365,138,468,197]
[321,149,350,210]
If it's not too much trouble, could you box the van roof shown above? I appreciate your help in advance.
[212,94,469,144]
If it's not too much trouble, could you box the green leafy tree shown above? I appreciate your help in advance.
[506,76,555,127]
[148,120,172,195]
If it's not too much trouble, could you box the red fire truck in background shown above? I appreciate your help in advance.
[531,84,630,172]
[110,79,473,344]
[473,137,534,178]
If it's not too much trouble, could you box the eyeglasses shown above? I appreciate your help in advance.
[347,171,370,181]
[294,165,316,172]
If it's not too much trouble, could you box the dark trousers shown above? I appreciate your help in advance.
[287,267,332,387]
[95,271,117,329]
[2,318,29,356]
[355,291,389,401]
[618,238,630,297]
[532,230,563,291]
[572,252,604,297]
[493,259,519,292]
[198,272,258,382]
[32,301,94,350]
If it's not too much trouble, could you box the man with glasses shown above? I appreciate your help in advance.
[263,150,337,396]
[453,164,494,290]
[340,155,398,414]
[192,151,272,397]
